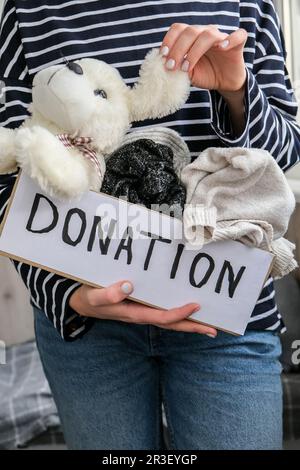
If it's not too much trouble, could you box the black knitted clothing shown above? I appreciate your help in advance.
[101,139,186,218]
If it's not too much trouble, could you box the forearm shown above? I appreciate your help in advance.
[15,260,90,341]
[245,69,300,170]
[209,68,300,172]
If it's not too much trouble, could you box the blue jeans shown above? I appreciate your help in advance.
[33,307,283,450]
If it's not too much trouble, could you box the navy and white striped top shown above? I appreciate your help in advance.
[1,0,300,340]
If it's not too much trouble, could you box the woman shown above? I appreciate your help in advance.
[1,0,300,450]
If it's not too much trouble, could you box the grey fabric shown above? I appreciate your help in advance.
[0,340,60,449]
[282,373,300,441]
[21,426,67,450]
[180,146,297,279]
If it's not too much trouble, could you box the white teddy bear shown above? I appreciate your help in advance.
[0,49,190,199]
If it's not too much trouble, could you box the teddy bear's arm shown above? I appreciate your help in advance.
[15,125,93,199]
[0,127,18,174]
[128,49,190,122]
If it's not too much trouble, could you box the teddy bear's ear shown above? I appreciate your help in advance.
[127,48,190,122]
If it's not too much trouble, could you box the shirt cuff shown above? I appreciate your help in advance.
[56,282,95,341]
[209,67,253,148]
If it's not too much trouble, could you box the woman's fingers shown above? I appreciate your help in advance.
[161,24,247,71]
[97,300,199,323]
[72,284,218,336]
[160,22,189,56]
[86,280,134,307]
[162,25,206,70]
[114,301,217,336]
[136,302,201,325]
[215,28,248,52]
[154,319,217,337]
[184,28,228,71]
[161,24,227,71]
[97,300,217,336]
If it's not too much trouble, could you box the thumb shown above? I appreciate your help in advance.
[217,28,248,51]
[87,280,134,306]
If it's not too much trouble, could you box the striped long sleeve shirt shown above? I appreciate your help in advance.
[0,0,300,340]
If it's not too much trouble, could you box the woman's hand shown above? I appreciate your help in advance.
[160,23,248,93]
[161,24,248,135]
[69,281,217,337]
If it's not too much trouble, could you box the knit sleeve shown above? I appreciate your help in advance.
[0,0,94,341]
[0,0,32,219]
[209,0,300,172]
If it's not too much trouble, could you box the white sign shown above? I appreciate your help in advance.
[0,172,273,335]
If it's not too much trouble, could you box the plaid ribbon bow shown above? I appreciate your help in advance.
[57,133,103,182]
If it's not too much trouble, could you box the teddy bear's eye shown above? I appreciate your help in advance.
[94,89,107,99]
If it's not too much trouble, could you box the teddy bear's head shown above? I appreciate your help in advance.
[31,49,191,155]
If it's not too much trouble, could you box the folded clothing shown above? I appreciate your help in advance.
[181,147,297,279]
[122,126,191,178]
[101,136,186,217]
[0,340,60,449]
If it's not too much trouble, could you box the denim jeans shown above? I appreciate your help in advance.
[33,307,283,450]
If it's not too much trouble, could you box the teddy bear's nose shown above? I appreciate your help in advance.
[67,61,83,75]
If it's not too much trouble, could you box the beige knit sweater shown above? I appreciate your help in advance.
[181,147,297,279]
